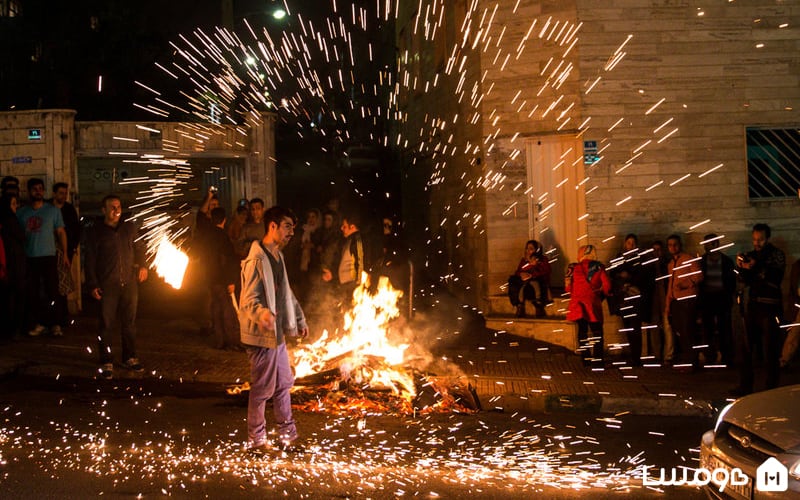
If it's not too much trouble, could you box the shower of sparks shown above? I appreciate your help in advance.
[0,399,678,496]
[121,0,794,296]
[127,0,708,287]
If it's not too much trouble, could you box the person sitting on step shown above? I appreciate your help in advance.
[507,239,552,318]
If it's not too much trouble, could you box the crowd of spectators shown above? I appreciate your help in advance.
[188,189,408,350]
[509,224,799,396]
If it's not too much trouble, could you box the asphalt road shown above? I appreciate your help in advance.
[0,375,710,498]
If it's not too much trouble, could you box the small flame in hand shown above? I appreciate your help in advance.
[152,236,189,289]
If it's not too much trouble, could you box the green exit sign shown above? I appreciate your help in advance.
[28,129,42,140]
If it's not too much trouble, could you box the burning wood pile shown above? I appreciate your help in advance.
[290,274,480,416]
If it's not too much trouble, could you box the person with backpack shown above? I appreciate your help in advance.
[566,245,611,367]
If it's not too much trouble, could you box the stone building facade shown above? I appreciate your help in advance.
[0,108,277,311]
[396,1,800,310]
[1,109,277,212]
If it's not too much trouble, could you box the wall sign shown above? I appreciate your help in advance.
[583,140,599,165]
[12,156,33,164]
[28,129,42,140]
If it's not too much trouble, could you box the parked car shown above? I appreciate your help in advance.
[700,385,800,499]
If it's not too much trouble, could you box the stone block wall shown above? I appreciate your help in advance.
[0,109,77,194]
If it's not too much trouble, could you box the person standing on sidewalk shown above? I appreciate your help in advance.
[239,206,308,454]
[698,234,736,366]
[322,211,366,305]
[84,195,148,380]
[640,240,671,363]
[50,182,81,337]
[204,207,241,350]
[666,234,702,371]
[566,244,611,367]
[733,223,785,396]
[609,234,644,367]
[780,258,800,368]
[236,197,266,258]
[17,178,68,337]
[0,193,26,341]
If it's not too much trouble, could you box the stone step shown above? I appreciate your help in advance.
[483,293,570,317]
[484,292,632,354]
[485,315,579,352]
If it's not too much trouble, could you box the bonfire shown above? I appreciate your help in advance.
[291,273,478,416]
[291,273,416,413]
[228,273,479,415]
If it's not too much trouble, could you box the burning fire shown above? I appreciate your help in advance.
[292,273,415,399]
[151,236,189,289]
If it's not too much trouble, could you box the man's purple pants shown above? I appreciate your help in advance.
[246,343,298,447]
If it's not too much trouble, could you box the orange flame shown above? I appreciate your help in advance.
[293,273,414,398]
[152,236,189,289]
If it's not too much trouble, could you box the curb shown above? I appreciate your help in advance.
[476,392,718,417]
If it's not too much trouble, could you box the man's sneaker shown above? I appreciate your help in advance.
[27,324,46,337]
[100,363,113,380]
[123,358,144,373]
[51,325,63,337]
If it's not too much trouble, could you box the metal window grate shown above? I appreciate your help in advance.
[746,127,800,199]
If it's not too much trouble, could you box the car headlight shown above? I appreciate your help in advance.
[790,457,800,480]
[775,453,800,481]
[715,402,734,432]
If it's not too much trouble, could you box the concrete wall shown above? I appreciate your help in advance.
[575,0,800,266]
[0,109,77,196]
[74,112,277,210]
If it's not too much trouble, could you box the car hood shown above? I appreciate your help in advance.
[724,385,800,452]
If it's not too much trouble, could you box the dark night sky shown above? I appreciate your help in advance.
[0,0,401,221]
[0,1,287,120]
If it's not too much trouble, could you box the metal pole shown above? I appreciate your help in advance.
[407,260,413,319]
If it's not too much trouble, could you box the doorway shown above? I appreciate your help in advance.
[526,134,587,288]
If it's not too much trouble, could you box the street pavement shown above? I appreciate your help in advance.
[1,285,797,418]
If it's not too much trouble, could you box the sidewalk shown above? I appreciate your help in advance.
[1,292,797,418]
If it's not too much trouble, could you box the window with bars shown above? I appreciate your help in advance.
[746,127,800,199]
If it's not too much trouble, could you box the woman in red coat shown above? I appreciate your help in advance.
[566,245,611,367]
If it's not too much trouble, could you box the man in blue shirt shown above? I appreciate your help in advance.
[16,178,68,337]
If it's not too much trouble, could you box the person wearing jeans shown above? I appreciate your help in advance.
[84,195,148,379]
[239,206,308,454]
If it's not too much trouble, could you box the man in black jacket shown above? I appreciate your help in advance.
[84,195,148,380]
[733,223,785,396]
[203,207,241,350]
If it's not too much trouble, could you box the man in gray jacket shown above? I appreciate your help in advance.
[239,206,308,454]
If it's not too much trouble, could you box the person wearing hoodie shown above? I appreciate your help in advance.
[239,206,308,454]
